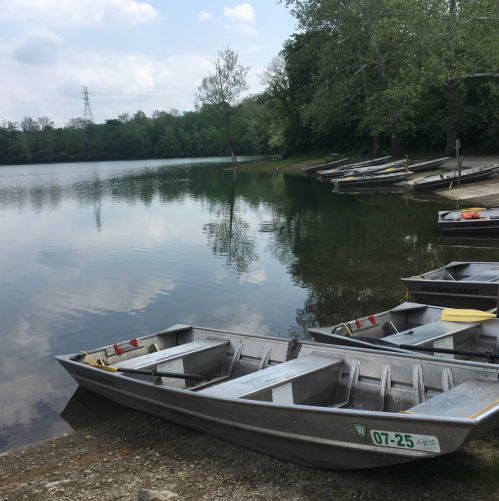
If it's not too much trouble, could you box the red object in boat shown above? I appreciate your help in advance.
[368,315,376,324]
[461,212,480,220]
[130,338,138,347]
[355,319,361,328]
[113,343,123,355]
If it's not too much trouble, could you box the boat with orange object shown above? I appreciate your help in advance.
[438,207,499,233]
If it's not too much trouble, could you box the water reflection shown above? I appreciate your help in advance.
[0,157,498,452]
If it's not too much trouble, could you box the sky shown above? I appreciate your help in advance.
[0,0,298,127]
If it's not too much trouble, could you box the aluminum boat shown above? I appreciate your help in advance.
[301,157,348,176]
[401,262,499,309]
[57,323,499,469]
[404,164,499,191]
[408,158,451,173]
[308,302,499,363]
[320,161,407,182]
[438,207,499,233]
[318,156,392,179]
[333,170,413,188]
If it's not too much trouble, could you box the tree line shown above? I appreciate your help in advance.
[2,0,499,166]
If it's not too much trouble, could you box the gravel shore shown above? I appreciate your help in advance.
[2,388,499,501]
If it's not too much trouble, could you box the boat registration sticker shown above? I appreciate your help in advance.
[370,431,440,453]
[434,336,454,359]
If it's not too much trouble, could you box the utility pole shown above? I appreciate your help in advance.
[82,86,95,123]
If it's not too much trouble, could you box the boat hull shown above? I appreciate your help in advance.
[401,278,498,309]
[57,355,477,469]
[334,172,412,188]
[407,166,499,191]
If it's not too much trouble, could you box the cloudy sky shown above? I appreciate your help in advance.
[0,0,297,127]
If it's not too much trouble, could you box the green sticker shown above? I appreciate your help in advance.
[352,423,367,439]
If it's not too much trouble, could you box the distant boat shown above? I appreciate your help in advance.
[401,261,499,309]
[301,157,348,176]
[408,157,451,173]
[404,164,499,191]
[438,207,499,233]
[320,160,406,181]
[333,170,413,188]
[318,156,392,179]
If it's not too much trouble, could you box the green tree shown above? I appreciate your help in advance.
[196,47,250,166]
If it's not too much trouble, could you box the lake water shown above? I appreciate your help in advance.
[0,157,497,452]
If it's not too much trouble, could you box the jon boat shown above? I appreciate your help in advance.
[403,164,499,191]
[319,161,407,182]
[401,262,499,309]
[301,157,349,176]
[318,156,392,179]
[308,302,499,363]
[333,170,413,188]
[57,324,499,469]
[408,157,451,173]
[438,207,499,233]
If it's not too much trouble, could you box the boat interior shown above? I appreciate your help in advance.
[440,208,499,222]
[419,262,499,282]
[70,324,499,418]
[308,302,499,362]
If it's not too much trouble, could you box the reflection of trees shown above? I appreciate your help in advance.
[203,172,259,275]
[263,176,496,338]
[1,162,496,338]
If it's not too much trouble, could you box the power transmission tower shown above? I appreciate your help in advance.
[82,86,95,123]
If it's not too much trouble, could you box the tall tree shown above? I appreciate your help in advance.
[196,48,250,166]
[415,0,499,153]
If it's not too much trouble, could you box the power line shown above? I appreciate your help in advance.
[82,86,95,123]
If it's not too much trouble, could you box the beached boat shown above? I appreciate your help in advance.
[401,262,499,309]
[301,157,348,176]
[403,164,499,191]
[308,302,499,362]
[319,161,407,182]
[318,156,392,179]
[333,170,413,188]
[57,324,499,469]
[408,158,451,173]
[438,207,499,233]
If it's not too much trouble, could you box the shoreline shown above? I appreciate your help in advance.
[1,388,499,501]
[235,154,499,205]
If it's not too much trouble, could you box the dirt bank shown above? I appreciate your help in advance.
[2,388,499,501]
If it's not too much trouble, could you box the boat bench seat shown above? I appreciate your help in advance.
[113,339,230,382]
[404,379,499,419]
[461,270,499,283]
[199,354,343,406]
[381,321,478,348]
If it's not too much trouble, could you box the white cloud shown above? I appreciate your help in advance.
[248,44,264,53]
[11,31,63,65]
[0,45,214,125]
[224,3,254,22]
[225,23,259,36]
[197,11,212,22]
[0,0,160,27]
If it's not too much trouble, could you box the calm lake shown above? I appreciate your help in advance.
[0,157,497,452]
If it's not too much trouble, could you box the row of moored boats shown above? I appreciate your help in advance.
[56,261,499,470]
[301,155,499,191]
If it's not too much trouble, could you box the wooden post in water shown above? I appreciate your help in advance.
[456,139,462,187]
